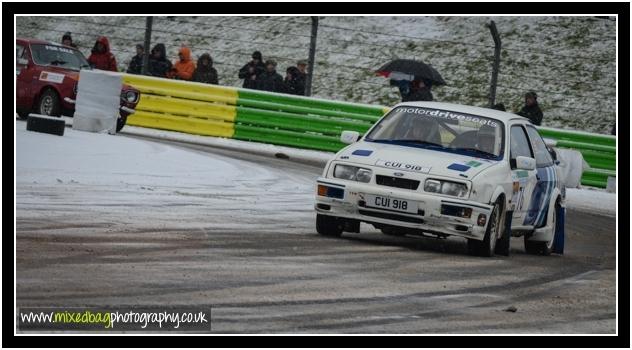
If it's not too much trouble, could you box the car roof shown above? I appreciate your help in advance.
[392,101,531,125]
[17,37,75,48]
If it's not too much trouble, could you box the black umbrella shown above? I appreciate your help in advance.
[376,59,446,86]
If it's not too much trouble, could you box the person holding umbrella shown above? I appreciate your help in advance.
[377,59,444,102]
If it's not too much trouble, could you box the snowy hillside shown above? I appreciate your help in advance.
[16,16,616,134]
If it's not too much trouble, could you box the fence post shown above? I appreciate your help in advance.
[487,20,501,107]
[141,16,153,75]
[305,16,319,96]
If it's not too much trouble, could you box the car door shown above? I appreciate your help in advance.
[509,125,538,225]
[523,125,557,228]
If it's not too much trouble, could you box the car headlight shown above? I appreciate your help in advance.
[122,90,138,103]
[424,179,468,198]
[333,164,372,183]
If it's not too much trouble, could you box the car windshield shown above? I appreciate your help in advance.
[30,44,91,71]
[365,106,505,159]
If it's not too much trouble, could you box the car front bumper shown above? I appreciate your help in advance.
[315,178,494,241]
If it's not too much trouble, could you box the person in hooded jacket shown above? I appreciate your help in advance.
[284,66,305,95]
[192,53,219,85]
[87,36,117,71]
[146,43,172,78]
[256,60,284,93]
[238,51,266,89]
[167,46,196,81]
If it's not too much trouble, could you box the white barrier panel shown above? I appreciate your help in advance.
[73,70,121,133]
[554,148,588,189]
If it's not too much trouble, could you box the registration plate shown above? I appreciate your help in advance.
[364,194,418,214]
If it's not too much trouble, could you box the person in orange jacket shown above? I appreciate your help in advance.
[167,46,195,80]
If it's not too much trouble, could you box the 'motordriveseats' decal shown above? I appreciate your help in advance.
[523,166,557,227]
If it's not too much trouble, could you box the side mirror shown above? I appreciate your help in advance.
[17,58,29,65]
[340,130,360,144]
[515,156,536,171]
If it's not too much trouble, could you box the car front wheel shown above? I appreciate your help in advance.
[36,89,62,117]
[468,202,503,257]
[316,214,343,237]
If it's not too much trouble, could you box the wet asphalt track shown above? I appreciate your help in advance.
[16,136,617,333]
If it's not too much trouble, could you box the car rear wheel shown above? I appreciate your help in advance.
[468,202,502,257]
[316,214,343,237]
[36,89,61,117]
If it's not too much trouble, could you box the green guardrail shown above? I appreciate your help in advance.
[122,74,615,188]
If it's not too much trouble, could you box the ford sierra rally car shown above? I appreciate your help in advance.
[16,38,139,132]
[315,102,565,257]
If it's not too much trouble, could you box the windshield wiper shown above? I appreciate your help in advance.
[454,147,496,158]
[49,60,67,66]
[378,139,443,148]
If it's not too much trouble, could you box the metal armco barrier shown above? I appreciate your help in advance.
[122,74,616,188]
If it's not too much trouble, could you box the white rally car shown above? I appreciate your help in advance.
[315,102,565,257]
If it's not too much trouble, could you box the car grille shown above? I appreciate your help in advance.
[375,175,420,190]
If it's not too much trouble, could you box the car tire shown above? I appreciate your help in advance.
[494,209,510,256]
[36,89,62,117]
[17,110,30,120]
[26,115,65,136]
[316,214,343,237]
[467,202,503,257]
[524,199,559,256]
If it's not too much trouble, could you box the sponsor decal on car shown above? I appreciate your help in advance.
[352,149,373,156]
[39,71,65,84]
[447,163,470,172]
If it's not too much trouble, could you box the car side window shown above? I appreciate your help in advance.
[510,125,533,168]
[525,126,553,167]
[16,44,25,59]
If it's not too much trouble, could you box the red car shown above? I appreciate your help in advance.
[16,38,139,132]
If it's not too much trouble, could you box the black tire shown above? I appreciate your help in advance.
[316,214,343,237]
[381,227,406,236]
[524,200,559,256]
[116,114,128,132]
[26,115,65,136]
[17,110,30,120]
[36,89,62,117]
[494,209,510,256]
[468,202,503,257]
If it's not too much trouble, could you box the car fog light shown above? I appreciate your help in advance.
[477,214,487,226]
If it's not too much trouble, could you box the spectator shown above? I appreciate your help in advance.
[296,60,308,76]
[146,43,172,78]
[401,79,433,102]
[238,51,265,89]
[284,66,305,95]
[167,46,196,81]
[61,32,77,49]
[256,60,284,93]
[87,36,117,71]
[127,44,144,74]
[192,53,218,85]
[517,91,543,125]
[492,103,506,111]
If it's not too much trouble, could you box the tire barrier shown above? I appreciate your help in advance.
[26,114,65,136]
[121,74,615,188]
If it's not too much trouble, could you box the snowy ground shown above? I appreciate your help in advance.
[16,124,317,232]
[16,16,616,133]
[14,122,617,334]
